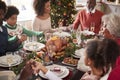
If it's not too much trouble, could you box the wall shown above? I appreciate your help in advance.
[104,3,120,14]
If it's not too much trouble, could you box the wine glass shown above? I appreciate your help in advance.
[6,52,13,70]
[76,30,82,46]
[90,22,95,32]
[45,33,52,41]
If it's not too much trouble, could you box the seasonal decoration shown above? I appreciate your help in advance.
[51,0,77,28]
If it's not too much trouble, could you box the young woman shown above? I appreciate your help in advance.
[32,0,51,32]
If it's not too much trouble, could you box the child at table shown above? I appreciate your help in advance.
[3,6,44,49]
[0,0,23,56]
[80,38,120,80]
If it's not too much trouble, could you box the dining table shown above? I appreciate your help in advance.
[0,50,85,80]
[0,27,93,80]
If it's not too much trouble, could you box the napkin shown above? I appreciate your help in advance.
[0,71,16,80]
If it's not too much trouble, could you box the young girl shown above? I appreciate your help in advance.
[81,38,120,80]
[4,6,44,49]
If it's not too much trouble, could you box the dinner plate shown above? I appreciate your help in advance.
[23,42,45,51]
[74,48,85,58]
[62,61,77,67]
[39,64,69,79]
[0,55,23,67]
[82,30,95,36]
[72,54,80,59]
[53,31,71,37]
[0,71,16,80]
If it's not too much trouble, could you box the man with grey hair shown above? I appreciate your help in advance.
[73,0,104,34]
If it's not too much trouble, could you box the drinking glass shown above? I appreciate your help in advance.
[32,35,37,42]
[76,30,82,46]
[28,37,32,42]
[45,33,52,41]
[6,52,13,70]
[68,24,73,33]
[90,22,95,32]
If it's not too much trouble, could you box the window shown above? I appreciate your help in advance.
[3,0,35,21]
[76,0,87,6]
[76,0,102,7]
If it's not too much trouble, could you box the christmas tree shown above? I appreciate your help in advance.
[51,0,77,28]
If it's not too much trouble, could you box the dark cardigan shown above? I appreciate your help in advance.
[0,25,21,56]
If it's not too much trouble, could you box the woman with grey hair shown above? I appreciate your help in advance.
[100,13,120,80]
[100,13,120,42]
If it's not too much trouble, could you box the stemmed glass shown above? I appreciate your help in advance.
[45,33,53,41]
[68,24,74,33]
[90,22,95,32]
[6,52,13,70]
[76,29,82,46]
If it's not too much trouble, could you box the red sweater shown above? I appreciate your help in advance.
[108,39,120,80]
[73,9,104,34]
[108,65,120,80]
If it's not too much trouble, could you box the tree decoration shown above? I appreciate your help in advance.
[51,0,77,28]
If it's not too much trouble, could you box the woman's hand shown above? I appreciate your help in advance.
[29,59,48,74]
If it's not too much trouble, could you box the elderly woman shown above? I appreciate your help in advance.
[100,13,120,80]
[100,13,120,44]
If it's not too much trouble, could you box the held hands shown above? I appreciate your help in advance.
[19,59,48,80]
[30,59,48,74]
[19,60,34,80]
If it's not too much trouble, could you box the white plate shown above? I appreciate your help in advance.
[0,71,16,80]
[62,61,77,67]
[72,54,80,59]
[39,64,69,79]
[74,48,85,57]
[82,30,95,35]
[53,31,71,37]
[23,42,45,51]
[0,55,23,67]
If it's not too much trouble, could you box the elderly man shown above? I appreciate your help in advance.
[73,0,104,34]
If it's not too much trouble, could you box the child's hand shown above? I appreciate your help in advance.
[19,34,27,42]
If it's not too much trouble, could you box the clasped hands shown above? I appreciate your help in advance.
[19,59,48,80]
